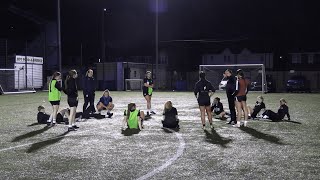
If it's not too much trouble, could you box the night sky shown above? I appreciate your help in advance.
[1,0,320,64]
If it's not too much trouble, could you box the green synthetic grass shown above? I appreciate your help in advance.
[0,91,319,179]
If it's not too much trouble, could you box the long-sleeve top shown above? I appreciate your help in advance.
[83,76,95,95]
[278,104,290,120]
[65,77,78,98]
[234,78,250,96]
[211,102,224,114]
[194,79,215,98]
[226,75,236,95]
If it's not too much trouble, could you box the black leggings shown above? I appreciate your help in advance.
[227,94,236,122]
[262,110,280,121]
[83,93,95,113]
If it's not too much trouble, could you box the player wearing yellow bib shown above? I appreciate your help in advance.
[48,71,62,126]
[143,71,155,116]
[122,103,145,130]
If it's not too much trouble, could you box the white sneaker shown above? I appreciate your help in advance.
[243,121,247,127]
[263,115,269,119]
[232,122,241,128]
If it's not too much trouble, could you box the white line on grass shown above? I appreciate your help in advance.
[136,128,186,180]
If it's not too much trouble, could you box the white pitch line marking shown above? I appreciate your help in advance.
[136,128,186,180]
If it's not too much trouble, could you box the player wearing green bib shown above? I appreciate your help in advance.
[48,72,62,126]
[143,71,156,116]
[123,103,145,130]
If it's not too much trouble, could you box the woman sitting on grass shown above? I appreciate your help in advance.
[262,98,290,121]
[96,89,114,118]
[123,103,145,130]
[162,101,179,129]
[248,96,266,120]
[211,97,226,120]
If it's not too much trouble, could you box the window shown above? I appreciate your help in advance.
[308,54,314,64]
[301,54,308,63]
[292,54,301,64]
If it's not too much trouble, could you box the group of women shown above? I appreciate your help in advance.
[47,68,290,132]
[47,69,114,131]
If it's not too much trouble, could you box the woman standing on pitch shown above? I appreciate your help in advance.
[234,69,250,127]
[83,69,96,114]
[64,69,79,131]
[143,71,155,116]
[194,71,215,130]
[48,71,62,126]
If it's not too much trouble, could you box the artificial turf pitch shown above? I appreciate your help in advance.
[0,91,319,179]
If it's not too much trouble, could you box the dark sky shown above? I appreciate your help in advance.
[1,0,320,59]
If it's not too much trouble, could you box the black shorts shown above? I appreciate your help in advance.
[198,97,210,106]
[68,97,78,107]
[235,95,247,102]
[143,90,152,97]
[50,101,60,106]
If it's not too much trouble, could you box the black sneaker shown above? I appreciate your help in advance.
[68,127,77,131]
[72,125,79,129]
[107,112,113,118]
[150,111,156,115]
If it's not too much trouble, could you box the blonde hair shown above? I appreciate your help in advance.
[85,69,93,77]
[102,89,110,97]
[257,96,264,102]
[65,69,77,90]
[164,101,173,113]
[280,98,287,104]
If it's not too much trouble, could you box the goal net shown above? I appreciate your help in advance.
[199,64,267,93]
[125,79,143,91]
[0,68,36,95]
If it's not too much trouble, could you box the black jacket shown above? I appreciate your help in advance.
[194,79,215,98]
[226,75,236,95]
[64,77,78,98]
[83,76,95,95]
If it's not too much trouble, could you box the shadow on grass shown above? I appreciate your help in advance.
[27,123,42,127]
[282,120,302,124]
[121,129,140,136]
[240,126,285,145]
[162,127,180,133]
[26,131,70,153]
[12,126,51,142]
[204,129,232,148]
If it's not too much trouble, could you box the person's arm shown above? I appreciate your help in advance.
[232,78,239,96]
[55,81,63,91]
[83,77,88,95]
[194,83,199,98]
[174,108,179,121]
[143,78,150,87]
[108,97,113,106]
[220,102,224,111]
[286,105,291,120]
[246,79,250,94]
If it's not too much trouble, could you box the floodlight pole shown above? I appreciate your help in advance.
[155,0,159,89]
[57,0,62,72]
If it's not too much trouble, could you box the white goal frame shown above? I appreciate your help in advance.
[125,79,143,91]
[0,68,36,95]
[199,64,267,93]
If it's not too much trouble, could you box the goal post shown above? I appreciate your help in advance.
[199,64,267,93]
[125,79,143,91]
[0,68,36,95]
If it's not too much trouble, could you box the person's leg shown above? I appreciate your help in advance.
[144,95,151,115]
[220,111,226,119]
[68,107,77,130]
[83,95,89,113]
[96,102,104,112]
[227,95,236,124]
[140,111,145,128]
[199,106,206,129]
[52,105,59,125]
[106,103,114,118]
[205,106,213,128]
[235,101,242,127]
[241,101,249,126]
[89,93,96,113]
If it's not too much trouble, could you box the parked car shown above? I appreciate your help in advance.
[218,77,228,90]
[286,76,310,92]
[250,75,275,93]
